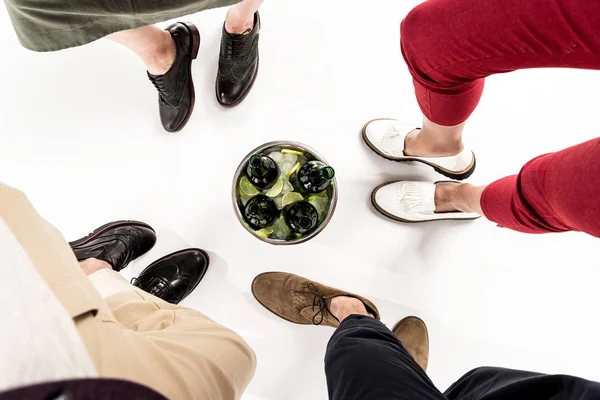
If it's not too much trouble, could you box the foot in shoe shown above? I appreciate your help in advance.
[404,128,465,158]
[216,12,260,107]
[329,296,374,322]
[132,248,209,304]
[434,181,464,213]
[362,118,476,180]
[393,316,429,372]
[434,181,487,214]
[251,272,380,327]
[69,221,157,271]
[148,21,200,132]
[371,181,481,223]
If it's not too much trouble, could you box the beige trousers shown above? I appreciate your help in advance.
[0,183,256,400]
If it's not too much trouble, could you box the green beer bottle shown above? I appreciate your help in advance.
[295,161,335,194]
[284,201,318,234]
[243,195,279,230]
[246,154,280,190]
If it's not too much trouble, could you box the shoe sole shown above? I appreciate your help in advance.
[69,220,155,248]
[361,118,476,180]
[139,248,210,303]
[216,56,260,108]
[167,22,201,133]
[370,181,481,224]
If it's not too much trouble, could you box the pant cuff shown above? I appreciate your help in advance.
[88,268,137,299]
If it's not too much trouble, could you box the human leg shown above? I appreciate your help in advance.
[225,0,264,34]
[401,0,600,156]
[445,367,600,400]
[0,184,256,399]
[108,20,200,133]
[216,0,263,106]
[71,222,255,398]
[365,0,600,180]
[107,27,176,75]
[252,272,446,400]
[372,138,600,237]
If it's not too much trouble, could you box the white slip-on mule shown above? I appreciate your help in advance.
[362,118,476,180]
[371,181,481,223]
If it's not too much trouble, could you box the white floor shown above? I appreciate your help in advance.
[2,1,600,399]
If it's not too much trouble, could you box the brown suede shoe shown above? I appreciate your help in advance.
[393,316,430,372]
[252,272,380,327]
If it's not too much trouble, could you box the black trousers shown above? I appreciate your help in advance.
[325,315,600,400]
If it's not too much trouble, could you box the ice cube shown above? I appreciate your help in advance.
[281,177,293,194]
[281,161,294,175]
[308,194,329,221]
[283,153,298,164]
[308,199,324,213]
[272,217,292,240]
[273,196,284,209]
[268,151,284,164]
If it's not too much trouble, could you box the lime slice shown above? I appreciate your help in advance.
[256,227,274,238]
[282,192,303,207]
[266,177,284,197]
[239,176,259,196]
[286,162,302,178]
[281,148,304,156]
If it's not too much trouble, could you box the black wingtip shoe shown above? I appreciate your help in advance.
[132,248,209,304]
[216,12,260,107]
[70,221,157,271]
[149,21,200,132]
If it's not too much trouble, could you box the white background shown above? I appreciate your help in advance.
[1,1,600,399]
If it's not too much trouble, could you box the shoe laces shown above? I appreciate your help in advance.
[291,282,329,325]
[149,74,169,99]
[224,29,251,60]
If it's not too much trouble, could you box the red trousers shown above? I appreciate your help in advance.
[400,0,600,236]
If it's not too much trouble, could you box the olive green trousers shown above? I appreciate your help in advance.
[4,0,240,51]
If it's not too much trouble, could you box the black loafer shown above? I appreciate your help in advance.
[148,21,200,132]
[132,248,209,304]
[215,12,260,107]
[70,221,157,271]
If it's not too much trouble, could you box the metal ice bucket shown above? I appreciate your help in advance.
[232,141,338,245]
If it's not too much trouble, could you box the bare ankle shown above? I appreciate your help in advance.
[225,8,255,34]
[435,182,485,214]
[330,296,371,322]
[403,117,466,157]
[79,258,112,276]
[434,182,463,213]
[404,129,464,158]
[146,31,176,75]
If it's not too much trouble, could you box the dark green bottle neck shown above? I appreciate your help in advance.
[249,155,271,176]
[309,166,335,182]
